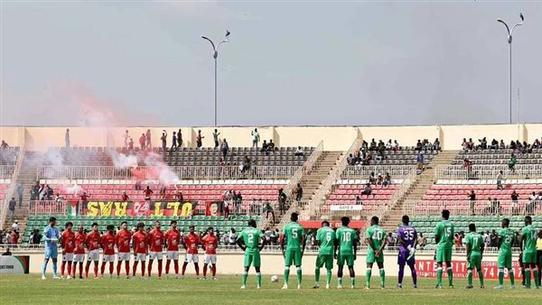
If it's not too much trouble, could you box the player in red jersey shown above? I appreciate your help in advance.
[85,222,101,278]
[147,221,165,277]
[182,225,201,277]
[132,222,148,277]
[202,227,219,280]
[60,222,75,279]
[116,221,132,277]
[165,220,181,277]
[72,225,86,279]
[100,225,116,277]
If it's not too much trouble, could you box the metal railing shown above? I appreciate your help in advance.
[341,165,415,179]
[37,165,298,181]
[402,199,542,216]
[370,167,418,220]
[435,164,542,180]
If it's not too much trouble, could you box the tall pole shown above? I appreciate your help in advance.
[202,31,230,127]
[214,55,218,127]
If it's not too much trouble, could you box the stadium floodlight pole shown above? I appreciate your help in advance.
[201,30,230,127]
[497,13,524,125]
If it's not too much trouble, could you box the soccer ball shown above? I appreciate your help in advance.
[270,275,279,282]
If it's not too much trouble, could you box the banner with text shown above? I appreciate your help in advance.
[416,259,523,279]
[85,201,195,217]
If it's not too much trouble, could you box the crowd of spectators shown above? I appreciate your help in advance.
[346,138,439,167]
[462,137,541,153]
[465,189,542,216]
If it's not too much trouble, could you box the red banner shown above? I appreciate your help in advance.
[416,259,523,279]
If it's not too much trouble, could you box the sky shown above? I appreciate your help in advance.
[1,0,541,127]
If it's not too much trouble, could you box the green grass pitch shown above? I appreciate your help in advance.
[0,275,539,305]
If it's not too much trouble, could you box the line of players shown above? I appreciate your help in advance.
[42,217,219,280]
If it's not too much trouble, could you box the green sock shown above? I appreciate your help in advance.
[447,268,453,286]
[242,271,248,286]
[350,277,355,287]
[366,269,372,288]
[498,270,504,286]
[284,267,290,286]
[296,267,302,285]
[467,270,473,286]
[509,271,515,286]
[534,270,539,287]
[326,270,332,286]
[314,268,320,284]
[525,269,531,287]
[338,277,343,286]
[478,269,484,287]
[256,272,262,287]
[436,268,443,286]
[379,269,385,287]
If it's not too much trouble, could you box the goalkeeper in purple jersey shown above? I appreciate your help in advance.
[396,215,418,288]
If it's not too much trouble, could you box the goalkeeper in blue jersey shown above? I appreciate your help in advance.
[41,216,60,280]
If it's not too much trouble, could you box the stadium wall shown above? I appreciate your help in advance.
[1,124,540,151]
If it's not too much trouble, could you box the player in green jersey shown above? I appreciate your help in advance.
[365,216,387,289]
[280,212,306,289]
[434,209,454,288]
[495,218,515,289]
[465,223,485,289]
[521,216,539,288]
[236,219,266,289]
[313,220,336,289]
[336,217,358,289]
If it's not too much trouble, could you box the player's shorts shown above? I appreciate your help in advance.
[204,254,217,265]
[397,248,415,266]
[74,253,85,263]
[44,247,58,260]
[435,245,452,263]
[166,251,179,260]
[148,251,163,260]
[315,254,333,270]
[117,252,130,261]
[62,252,74,262]
[522,251,537,264]
[467,252,482,270]
[284,248,303,267]
[498,250,512,269]
[366,250,384,265]
[102,254,115,263]
[134,253,147,261]
[337,254,355,267]
[87,249,100,262]
[185,254,199,263]
[243,252,261,268]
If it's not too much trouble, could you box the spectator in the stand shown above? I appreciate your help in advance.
[499,140,506,149]
[268,139,275,151]
[124,130,130,149]
[527,192,537,215]
[11,220,19,232]
[347,154,354,165]
[16,183,23,207]
[462,138,469,151]
[9,230,19,245]
[478,137,487,150]
[227,228,237,245]
[417,233,427,250]
[416,152,424,173]
[30,228,42,244]
[508,153,517,173]
[490,138,499,149]
[65,128,70,149]
[533,138,541,149]
[294,183,303,202]
[454,232,463,250]
[261,140,268,152]
[80,192,89,214]
[463,158,473,178]
[234,191,242,214]
[511,190,519,215]
[278,189,287,214]
[8,197,16,222]
[483,231,491,247]
[240,156,252,174]
[415,139,423,151]
[161,130,167,153]
[144,186,153,201]
[220,139,229,159]
[385,139,393,150]
[176,190,184,202]
[393,140,400,151]
[251,128,260,148]
[294,146,304,157]
[170,131,177,152]
[368,172,376,185]
[433,138,441,151]
[212,129,220,148]
[468,190,476,215]
[496,170,504,190]
[362,183,373,197]
[490,230,499,247]
[139,133,146,150]
[177,129,183,148]
[0,140,9,149]
[264,201,275,223]
[376,173,384,186]
[355,195,363,206]
[491,198,501,215]
[128,137,134,151]
[386,232,395,248]
[197,130,204,148]
[159,185,167,200]
[121,191,129,202]
[146,129,152,149]
[46,185,53,200]
[383,172,392,187]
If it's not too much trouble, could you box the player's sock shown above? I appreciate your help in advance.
[314,268,320,284]
[296,267,302,286]
[125,261,130,276]
[478,268,484,287]
[338,277,343,286]
[117,262,122,276]
[509,271,515,286]
[195,264,200,276]
[174,261,179,275]
[141,262,146,277]
[447,267,453,286]
[398,264,405,285]
[533,269,539,287]
[78,263,83,278]
[365,269,371,287]
[242,271,248,287]
[283,267,290,286]
[148,260,153,277]
[52,260,58,276]
[85,263,90,278]
[379,268,385,287]
[157,260,162,277]
[101,262,106,275]
[350,277,355,288]
[203,264,208,277]
[467,270,473,286]
[326,269,332,287]
[93,263,98,277]
[109,262,114,275]
[182,263,187,275]
[525,268,531,287]
[67,262,72,277]
[61,261,66,277]
[212,265,216,277]
[498,269,504,286]
[411,266,418,286]
[133,262,138,276]
[436,267,443,286]
[165,260,171,274]
[256,272,262,287]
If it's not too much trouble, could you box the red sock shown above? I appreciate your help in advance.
[85,263,90,278]
[194,264,200,276]
[182,263,187,275]
[203,264,208,277]
[125,261,130,276]
[157,260,162,277]
[94,263,98,277]
[117,262,122,276]
[61,261,66,276]
[148,260,153,277]
[101,262,106,275]
[165,260,171,274]
[174,260,179,275]
[212,265,216,277]
[133,261,138,276]
[109,262,114,275]
[141,262,146,276]
[67,262,72,277]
